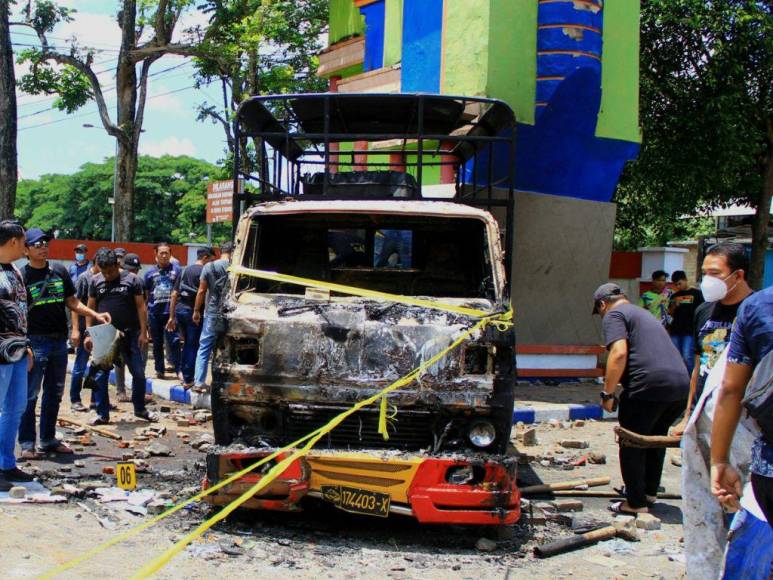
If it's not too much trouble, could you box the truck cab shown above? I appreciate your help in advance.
[205,93,520,525]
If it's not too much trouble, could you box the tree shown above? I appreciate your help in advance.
[615,0,772,288]
[16,154,228,243]
[193,0,327,166]
[0,0,17,218]
[14,0,222,240]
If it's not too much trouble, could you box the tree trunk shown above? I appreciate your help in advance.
[113,0,139,241]
[748,143,773,290]
[0,0,17,219]
[114,140,138,241]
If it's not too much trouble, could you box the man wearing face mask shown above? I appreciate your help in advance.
[593,283,690,515]
[672,243,753,436]
[68,244,90,285]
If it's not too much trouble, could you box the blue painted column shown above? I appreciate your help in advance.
[360,0,386,72]
[400,0,443,92]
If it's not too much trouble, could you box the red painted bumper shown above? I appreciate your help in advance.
[203,452,520,525]
[407,459,521,525]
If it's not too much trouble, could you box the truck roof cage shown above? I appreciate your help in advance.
[231,93,516,275]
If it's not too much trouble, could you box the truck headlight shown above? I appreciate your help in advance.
[468,421,496,448]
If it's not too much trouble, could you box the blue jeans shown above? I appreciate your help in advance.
[148,311,180,375]
[19,335,69,451]
[0,356,29,469]
[69,340,90,404]
[670,334,695,375]
[176,305,202,385]
[93,331,147,421]
[194,316,218,386]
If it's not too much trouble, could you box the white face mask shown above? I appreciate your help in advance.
[700,271,738,302]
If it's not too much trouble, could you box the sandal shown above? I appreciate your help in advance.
[608,500,647,516]
[43,442,74,455]
[615,486,657,507]
[89,416,110,426]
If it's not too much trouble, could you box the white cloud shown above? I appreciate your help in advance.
[140,136,197,158]
[54,12,121,55]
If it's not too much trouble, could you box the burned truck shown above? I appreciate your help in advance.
[205,93,520,525]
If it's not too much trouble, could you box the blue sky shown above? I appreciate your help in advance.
[13,1,228,179]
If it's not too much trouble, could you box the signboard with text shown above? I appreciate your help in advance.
[206,179,241,223]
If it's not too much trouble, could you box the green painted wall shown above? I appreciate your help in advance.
[384,0,404,66]
[441,0,490,97]
[487,0,537,125]
[596,0,641,143]
[329,0,365,45]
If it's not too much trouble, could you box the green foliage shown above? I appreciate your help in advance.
[22,0,73,32]
[614,0,772,249]
[16,155,231,244]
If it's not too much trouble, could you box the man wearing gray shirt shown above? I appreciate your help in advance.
[192,241,233,391]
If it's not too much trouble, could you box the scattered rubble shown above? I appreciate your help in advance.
[475,537,497,552]
[635,513,662,531]
[559,440,589,449]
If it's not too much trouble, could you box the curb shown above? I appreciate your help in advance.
[513,403,617,424]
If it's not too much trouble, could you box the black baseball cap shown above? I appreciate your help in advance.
[74,243,88,252]
[114,247,127,258]
[123,253,141,270]
[592,283,624,314]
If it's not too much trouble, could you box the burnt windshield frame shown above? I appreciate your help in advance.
[236,212,497,300]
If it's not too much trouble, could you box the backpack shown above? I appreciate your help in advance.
[742,350,773,443]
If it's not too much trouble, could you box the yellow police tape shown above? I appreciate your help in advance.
[39,267,513,579]
[228,265,496,318]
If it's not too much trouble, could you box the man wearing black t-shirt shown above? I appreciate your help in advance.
[668,270,704,374]
[166,247,214,388]
[85,249,157,424]
[672,243,753,436]
[0,220,33,491]
[593,283,689,515]
[18,229,109,457]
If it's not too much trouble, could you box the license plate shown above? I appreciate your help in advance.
[321,485,391,518]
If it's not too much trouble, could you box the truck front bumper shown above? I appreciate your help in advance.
[203,450,520,526]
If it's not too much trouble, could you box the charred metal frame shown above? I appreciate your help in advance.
[231,93,516,280]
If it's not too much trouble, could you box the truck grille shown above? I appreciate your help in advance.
[284,405,436,451]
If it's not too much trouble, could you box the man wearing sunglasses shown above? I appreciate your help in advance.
[18,229,110,457]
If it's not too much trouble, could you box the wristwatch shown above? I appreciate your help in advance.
[599,392,615,401]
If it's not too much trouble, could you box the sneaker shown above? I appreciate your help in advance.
[71,402,88,412]
[2,467,35,482]
[0,475,12,492]
[89,416,110,426]
[134,410,159,423]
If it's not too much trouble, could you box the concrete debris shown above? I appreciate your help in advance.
[559,440,589,449]
[587,452,607,464]
[194,412,212,423]
[670,454,682,467]
[191,433,215,450]
[635,513,662,531]
[146,443,173,457]
[573,420,586,428]
[522,428,538,447]
[8,486,26,499]
[74,460,85,468]
[475,537,497,552]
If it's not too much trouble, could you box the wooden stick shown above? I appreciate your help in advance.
[614,425,681,448]
[520,476,610,495]
[57,418,122,441]
[539,490,682,500]
[534,525,618,558]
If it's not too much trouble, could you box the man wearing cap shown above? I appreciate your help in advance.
[114,247,127,268]
[593,282,689,515]
[68,243,90,284]
[20,229,109,456]
[85,248,156,424]
[144,243,181,380]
